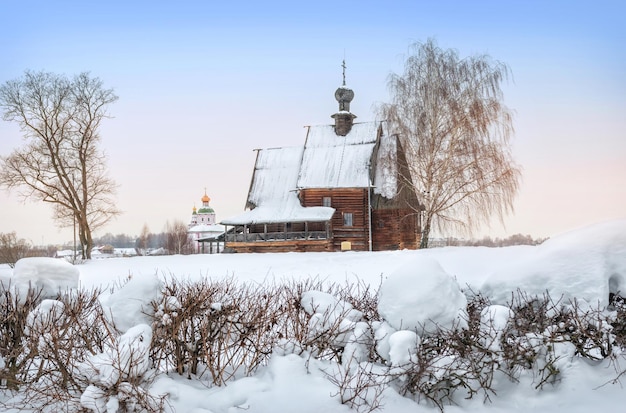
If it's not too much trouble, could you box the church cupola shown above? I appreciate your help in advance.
[189,189,217,227]
[331,60,357,136]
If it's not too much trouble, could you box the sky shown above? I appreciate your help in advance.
[0,0,624,245]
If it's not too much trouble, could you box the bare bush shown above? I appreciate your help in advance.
[0,282,42,390]
[609,293,626,350]
[390,321,498,411]
[150,277,288,385]
[326,359,385,413]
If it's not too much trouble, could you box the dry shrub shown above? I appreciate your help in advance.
[0,282,42,390]
[150,277,291,385]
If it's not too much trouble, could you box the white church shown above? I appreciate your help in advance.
[187,190,225,253]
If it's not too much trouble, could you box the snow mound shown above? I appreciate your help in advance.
[480,305,514,353]
[388,330,420,366]
[10,257,79,300]
[102,274,162,332]
[301,290,363,347]
[378,256,467,336]
[482,220,626,307]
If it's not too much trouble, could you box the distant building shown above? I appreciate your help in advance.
[188,190,225,253]
[221,64,423,253]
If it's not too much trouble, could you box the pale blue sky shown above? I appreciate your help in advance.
[1,0,625,245]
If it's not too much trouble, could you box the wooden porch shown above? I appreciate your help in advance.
[223,221,333,253]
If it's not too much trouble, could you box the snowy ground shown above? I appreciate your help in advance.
[1,220,625,412]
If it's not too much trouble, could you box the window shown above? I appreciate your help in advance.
[322,197,331,207]
[343,212,353,227]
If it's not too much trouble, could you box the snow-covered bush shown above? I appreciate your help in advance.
[150,277,287,385]
[0,280,164,412]
[387,317,500,411]
[496,290,623,389]
[300,290,364,358]
[79,324,164,412]
[378,256,467,336]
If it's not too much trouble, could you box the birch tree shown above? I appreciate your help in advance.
[0,71,119,259]
[379,39,521,248]
[164,220,191,255]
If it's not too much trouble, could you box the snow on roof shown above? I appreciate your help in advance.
[373,134,398,198]
[188,223,225,234]
[297,122,381,189]
[248,146,304,207]
[221,146,335,225]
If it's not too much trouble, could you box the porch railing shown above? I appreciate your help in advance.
[225,231,328,243]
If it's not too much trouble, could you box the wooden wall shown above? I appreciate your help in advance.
[371,208,420,250]
[300,188,370,251]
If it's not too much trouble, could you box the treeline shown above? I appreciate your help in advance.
[430,233,547,248]
[0,220,195,266]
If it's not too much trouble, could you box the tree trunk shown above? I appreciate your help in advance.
[78,215,93,259]
[420,216,431,249]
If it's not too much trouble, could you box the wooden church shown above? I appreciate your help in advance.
[221,67,423,252]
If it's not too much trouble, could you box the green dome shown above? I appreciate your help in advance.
[198,207,214,214]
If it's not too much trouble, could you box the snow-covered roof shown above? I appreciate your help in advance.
[221,146,335,225]
[297,122,380,189]
[188,223,225,234]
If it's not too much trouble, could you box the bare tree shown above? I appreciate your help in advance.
[137,223,151,255]
[164,220,191,255]
[379,39,521,248]
[0,232,32,268]
[0,71,120,259]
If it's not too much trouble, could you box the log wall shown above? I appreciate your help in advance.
[300,188,370,251]
[371,208,420,250]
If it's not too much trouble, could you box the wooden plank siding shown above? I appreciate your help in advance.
[300,188,371,251]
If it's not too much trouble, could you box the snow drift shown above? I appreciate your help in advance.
[482,220,626,307]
